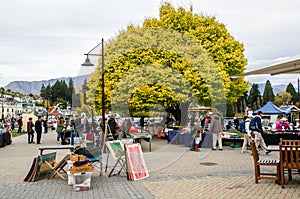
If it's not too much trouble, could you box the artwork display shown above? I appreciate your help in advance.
[125,143,149,181]
[24,152,56,182]
[105,140,125,160]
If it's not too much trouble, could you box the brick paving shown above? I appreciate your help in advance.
[0,131,299,199]
[141,149,300,199]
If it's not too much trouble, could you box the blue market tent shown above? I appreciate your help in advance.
[253,101,290,115]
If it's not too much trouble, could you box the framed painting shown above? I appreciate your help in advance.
[105,140,125,160]
[125,143,149,181]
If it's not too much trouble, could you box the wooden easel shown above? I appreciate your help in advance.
[46,153,70,180]
[108,148,126,177]
[105,141,126,177]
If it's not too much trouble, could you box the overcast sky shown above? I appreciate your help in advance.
[0,0,299,88]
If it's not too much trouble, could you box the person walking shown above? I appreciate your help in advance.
[209,113,223,151]
[190,117,201,152]
[250,111,270,155]
[11,116,15,130]
[107,114,118,140]
[43,116,48,133]
[241,114,253,153]
[17,116,23,133]
[35,116,43,144]
[56,116,65,142]
[189,115,196,151]
[27,117,35,144]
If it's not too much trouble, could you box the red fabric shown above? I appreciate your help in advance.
[129,126,138,133]
[86,132,93,141]
[157,131,166,138]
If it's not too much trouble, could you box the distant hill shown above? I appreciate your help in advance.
[256,83,298,95]
[4,76,297,96]
[4,75,90,94]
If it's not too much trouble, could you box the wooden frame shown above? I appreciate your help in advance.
[46,154,70,180]
[125,143,149,181]
[24,152,57,182]
[250,141,280,184]
[105,140,125,160]
[279,138,300,188]
[105,140,126,177]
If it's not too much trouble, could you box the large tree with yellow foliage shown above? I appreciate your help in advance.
[87,3,248,124]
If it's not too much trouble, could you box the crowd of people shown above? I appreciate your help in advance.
[188,110,290,155]
[189,112,223,152]
[3,108,299,153]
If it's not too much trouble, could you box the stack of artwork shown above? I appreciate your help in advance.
[24,152,56,182]
[105,140,149,180]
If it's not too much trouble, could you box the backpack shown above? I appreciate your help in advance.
[249,117,258,131]
[239,120,245,133]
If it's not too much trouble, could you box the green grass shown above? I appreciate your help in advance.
[11,130,26,137]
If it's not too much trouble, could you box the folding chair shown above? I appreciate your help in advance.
[46,154,70,180]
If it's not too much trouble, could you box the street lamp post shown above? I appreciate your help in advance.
[81,38,105,147]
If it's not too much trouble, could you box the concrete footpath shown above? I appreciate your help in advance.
[0,130,299,199]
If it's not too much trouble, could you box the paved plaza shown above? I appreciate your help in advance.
[0,130,299,199]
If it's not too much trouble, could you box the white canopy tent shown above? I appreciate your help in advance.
[232,54,300,102]
[233,54,300,123]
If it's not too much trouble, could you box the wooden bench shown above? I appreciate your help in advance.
[279,139,300,188]
[39,145,74,155]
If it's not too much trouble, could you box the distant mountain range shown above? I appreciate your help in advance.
[4,76,296,95]
[4,75,90,94]
[255,83,298,95]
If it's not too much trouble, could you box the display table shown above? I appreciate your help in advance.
[169,131,213,148]
[0,132,12,148]
[170,131,193,146]
[199,132,213,148]
[262,131,300,145]
[130,133,152,152]
[167,130,178,143]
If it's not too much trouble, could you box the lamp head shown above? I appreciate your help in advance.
[81,55,94,66]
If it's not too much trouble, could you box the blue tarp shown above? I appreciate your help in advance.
[253,101,290,115]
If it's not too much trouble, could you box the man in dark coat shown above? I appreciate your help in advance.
[35,116,43,144]
[107,114,118,140]
[17,116,23,133]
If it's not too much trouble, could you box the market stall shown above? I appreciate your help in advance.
[0,124,12,147]
[262,131,300,145]
[169,130,213,148]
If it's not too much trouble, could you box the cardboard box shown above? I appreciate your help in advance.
[70,164,94,174]
[73,172,92,191]
[70,154,85,162]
